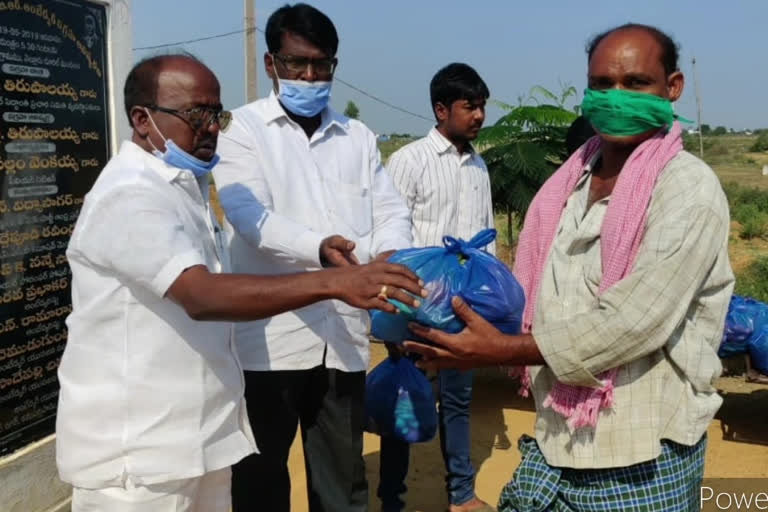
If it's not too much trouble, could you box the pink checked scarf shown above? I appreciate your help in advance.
[512,122,683,430]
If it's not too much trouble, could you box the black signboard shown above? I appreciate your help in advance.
[0,0,109,455]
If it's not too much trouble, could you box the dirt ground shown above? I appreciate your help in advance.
[284,344,768,512]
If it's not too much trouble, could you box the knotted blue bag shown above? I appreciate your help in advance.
[370,229,525,343]
[719,295,757,358]
[718,295,768,374]
[364,356,437,443]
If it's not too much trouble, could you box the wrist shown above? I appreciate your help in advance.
[499,334,543,366]
[317,267,343,301]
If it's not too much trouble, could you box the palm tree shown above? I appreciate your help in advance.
[477,86,579,246]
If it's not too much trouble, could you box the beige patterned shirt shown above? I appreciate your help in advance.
[530,150,734,469]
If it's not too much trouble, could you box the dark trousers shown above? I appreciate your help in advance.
[378,368,476,511]
[232,366,368,512]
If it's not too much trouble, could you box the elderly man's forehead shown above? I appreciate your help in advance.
[592,28,664,61]
[588,28,668,80]
[155,60,219,95]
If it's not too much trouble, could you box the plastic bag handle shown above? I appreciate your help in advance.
[442,229,497,254]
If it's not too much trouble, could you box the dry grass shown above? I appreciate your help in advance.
[379,136,418,161]
[698,134,768,190]
[715,155,768,191]
[729,221,768,274]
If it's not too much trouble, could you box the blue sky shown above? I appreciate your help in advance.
[132,1,766,135]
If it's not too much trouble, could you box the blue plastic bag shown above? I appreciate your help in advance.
[364,357,437,443]
[370,229,525,343]
[748,325,768,374]
[719,296,755,357]
[718,294,768,374]
[719,295,768,358]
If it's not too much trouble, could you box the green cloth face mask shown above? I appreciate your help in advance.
[581,88,690,136]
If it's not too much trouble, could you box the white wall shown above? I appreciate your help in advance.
[105,0,133,151]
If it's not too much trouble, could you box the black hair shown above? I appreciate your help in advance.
[265,3,338,57]
[123,53,204,127]
[429,63,490,120]
[587,23,679,75]
[565,116,596,155]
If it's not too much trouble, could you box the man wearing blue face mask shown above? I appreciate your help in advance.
[56,53,425,512]
[212,4,414,512]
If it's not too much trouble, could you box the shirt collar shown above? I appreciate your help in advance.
[263,90,350,135]
[121,140,186,183]
[575,149,603,189]
[428,127,454,154]
[428,126,477,158]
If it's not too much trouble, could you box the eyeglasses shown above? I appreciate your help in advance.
[272,53,336,78]
[144,104,232,132]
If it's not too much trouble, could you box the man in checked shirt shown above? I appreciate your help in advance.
[403,24,734,512]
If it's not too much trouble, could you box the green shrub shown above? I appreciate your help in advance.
[682,134,717,154]
[723,182,768,214]
[750,131,768,152]
[722,181,741,206]
[735,256,768,302]
[732,203,761,226]
[740,213,768,240]
[682,134,700,152]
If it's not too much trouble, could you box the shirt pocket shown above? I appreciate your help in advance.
[327,179,373,238]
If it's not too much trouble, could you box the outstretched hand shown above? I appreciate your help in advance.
[328,261,427,314]
[403,296,505,370]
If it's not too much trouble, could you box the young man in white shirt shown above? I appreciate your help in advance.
[57,54,424,512]
[380,63,495,512]
[212,4,413,512]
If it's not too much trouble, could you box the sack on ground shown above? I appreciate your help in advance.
[719,294,768,374]
[719,295,768,358]
[748,325,768,374]
[719,295,757,357]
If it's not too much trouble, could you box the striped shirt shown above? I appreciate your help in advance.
[386,128,495,252]
[531,151,734,469]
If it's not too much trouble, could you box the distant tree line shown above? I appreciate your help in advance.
[699,124,766,136]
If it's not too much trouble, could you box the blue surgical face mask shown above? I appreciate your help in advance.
[145,109,219,178]
[273,62,332,117]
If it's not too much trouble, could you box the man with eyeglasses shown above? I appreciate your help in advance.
[56,53,424,512]
[212,4,413,512]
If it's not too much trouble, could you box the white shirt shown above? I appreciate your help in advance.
[57,141,256,489]
[387,128,495,252]
[213,93,412,372]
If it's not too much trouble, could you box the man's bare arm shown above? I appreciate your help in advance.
[167,262,426,322]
